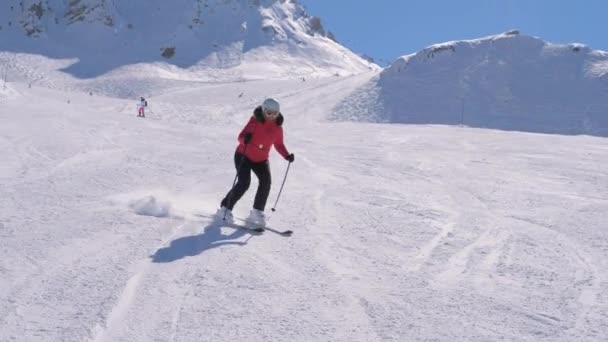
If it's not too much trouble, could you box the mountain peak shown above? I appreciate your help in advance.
[0,0,377,78]
[384,31,605,77]
[5,0,327,41]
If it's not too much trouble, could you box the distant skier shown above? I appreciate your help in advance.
[217,98,295,227]
[137,97,148,117]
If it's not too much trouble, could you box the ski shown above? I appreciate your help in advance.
[194,213,292,236]
[227,222,291,236]
[225,222,265,234]
[263,226,293,236]
[231,217,292,237]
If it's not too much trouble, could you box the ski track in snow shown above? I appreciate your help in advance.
[90,222,188,342]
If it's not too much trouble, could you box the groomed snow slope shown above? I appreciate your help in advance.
[1,68,607,342]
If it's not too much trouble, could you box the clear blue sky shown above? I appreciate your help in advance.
[299,0,608,65]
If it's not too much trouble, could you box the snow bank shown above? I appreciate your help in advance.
[0,83,19,99]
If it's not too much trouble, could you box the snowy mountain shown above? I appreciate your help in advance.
[2,13,608,341]
[0,0,377,81]
[333,31,608,136]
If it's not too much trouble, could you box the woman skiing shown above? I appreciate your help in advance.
[218,98,294,226]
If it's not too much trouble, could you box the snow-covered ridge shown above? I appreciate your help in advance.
[4,0,327,39]
[332,31,608,136]
[0,0,378,81]
[385,31,606,78]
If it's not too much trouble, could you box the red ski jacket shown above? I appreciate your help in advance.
[236,106,290,163]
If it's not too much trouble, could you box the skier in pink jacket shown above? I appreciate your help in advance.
[218,98,294,226]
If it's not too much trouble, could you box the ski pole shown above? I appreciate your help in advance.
[271,161,292,212]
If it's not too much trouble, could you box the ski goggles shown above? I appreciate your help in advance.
[264,109,279,119]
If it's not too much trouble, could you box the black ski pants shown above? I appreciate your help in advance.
[221,152,271,211]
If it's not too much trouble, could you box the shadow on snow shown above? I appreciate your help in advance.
[150,220,254,263]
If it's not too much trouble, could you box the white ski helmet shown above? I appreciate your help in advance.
[262,98,280,115]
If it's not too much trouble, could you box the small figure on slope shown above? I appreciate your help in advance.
[137,97,148,118]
